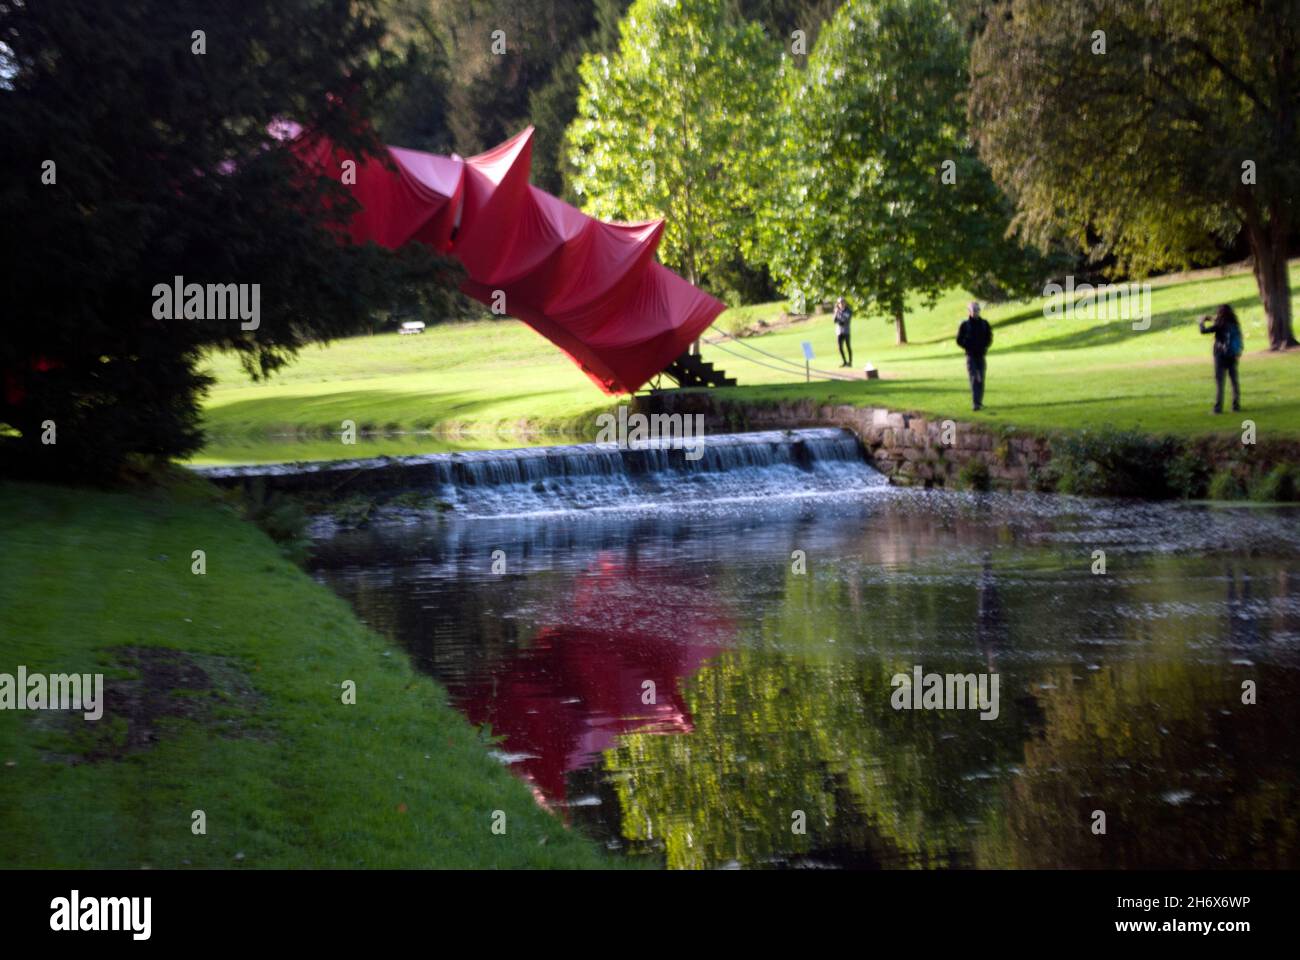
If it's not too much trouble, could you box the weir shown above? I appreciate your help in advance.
[193,428,887,517]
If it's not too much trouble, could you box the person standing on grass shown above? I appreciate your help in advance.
[1199,304,1243,414]
[833,297,853,367]
[956,301,993,411]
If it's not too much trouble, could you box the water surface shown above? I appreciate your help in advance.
[309,440,1300,869]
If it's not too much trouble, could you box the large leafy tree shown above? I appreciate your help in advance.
[566,0,784,288]
[970,0,1300,350]
[761,0,1036,344]
[0,0,456,480]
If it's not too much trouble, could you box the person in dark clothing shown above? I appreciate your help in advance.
[833,297,853,367]
[956,301,993,411]
[1199,304,1243,413]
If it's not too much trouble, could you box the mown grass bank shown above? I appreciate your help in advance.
[0,478,614,868]
[196,260,1300,465]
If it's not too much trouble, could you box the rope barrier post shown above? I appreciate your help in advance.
[801,341,814,383]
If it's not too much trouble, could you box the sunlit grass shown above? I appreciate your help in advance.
[199,260,1300,463]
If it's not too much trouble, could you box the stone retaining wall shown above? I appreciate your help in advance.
[637,394,1050,491]
[636,392,1300,495]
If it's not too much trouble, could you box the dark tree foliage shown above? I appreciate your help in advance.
[373,11,456,155]
[526,0,630,199]
[0,0,459,481]
[387,0,629,199]
[522,0,625,199]
[394,1,602,183]
[733,0,840,51]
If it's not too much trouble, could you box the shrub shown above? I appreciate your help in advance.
[1207,468,1246,501]
[1249,464,1300,503]
[720,310,756,338]
[1166,451,1212,500]
[723,408,751,432]
[954,457,991,492]
[388,491,433,510]
[240,480,311,563]
[255,499,310,545]
[329,495,375,528]
[1049,429,1176,498]
[1027,460,1057,493]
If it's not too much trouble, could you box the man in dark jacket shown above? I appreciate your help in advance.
[956,301,993,411]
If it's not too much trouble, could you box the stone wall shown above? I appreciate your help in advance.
[636,393,1055,491]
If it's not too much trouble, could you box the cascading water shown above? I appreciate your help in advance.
[194,428,887,518]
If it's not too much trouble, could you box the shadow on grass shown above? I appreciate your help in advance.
[984,296,1261,357]
[903,303,1044,347]
[903,267,1263,354]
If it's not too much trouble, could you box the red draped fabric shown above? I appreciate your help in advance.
[291,126,724,394]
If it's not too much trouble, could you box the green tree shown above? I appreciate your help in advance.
[970,0,1300,350]
[761,0,1034,344]
[566,0,784,288]
[0,0,456,480]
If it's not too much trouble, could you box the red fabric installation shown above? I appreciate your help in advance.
[292,126,725,394]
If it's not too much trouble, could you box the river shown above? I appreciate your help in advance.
[301,429,1300,868]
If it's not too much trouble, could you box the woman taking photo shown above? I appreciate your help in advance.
[1198,304,1244,414]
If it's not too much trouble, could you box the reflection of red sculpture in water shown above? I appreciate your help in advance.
[456,554,732,806]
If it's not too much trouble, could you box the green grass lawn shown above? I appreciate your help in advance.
[197,260,1300,464]
[0,477,614,868]
[704,267,1300,439]
[196,322,605,463]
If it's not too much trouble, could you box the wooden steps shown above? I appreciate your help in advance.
[661,351,737,388]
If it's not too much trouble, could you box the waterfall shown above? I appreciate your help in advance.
[195,428,887,518]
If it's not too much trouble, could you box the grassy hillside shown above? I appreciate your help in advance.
[197,261,1300,463]
[0,478,614,868]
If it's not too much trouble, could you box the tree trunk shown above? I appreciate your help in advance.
[894,311,908,345]
[1246,208,1298,350]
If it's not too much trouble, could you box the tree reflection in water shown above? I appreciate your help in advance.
[313,496,1300,868]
